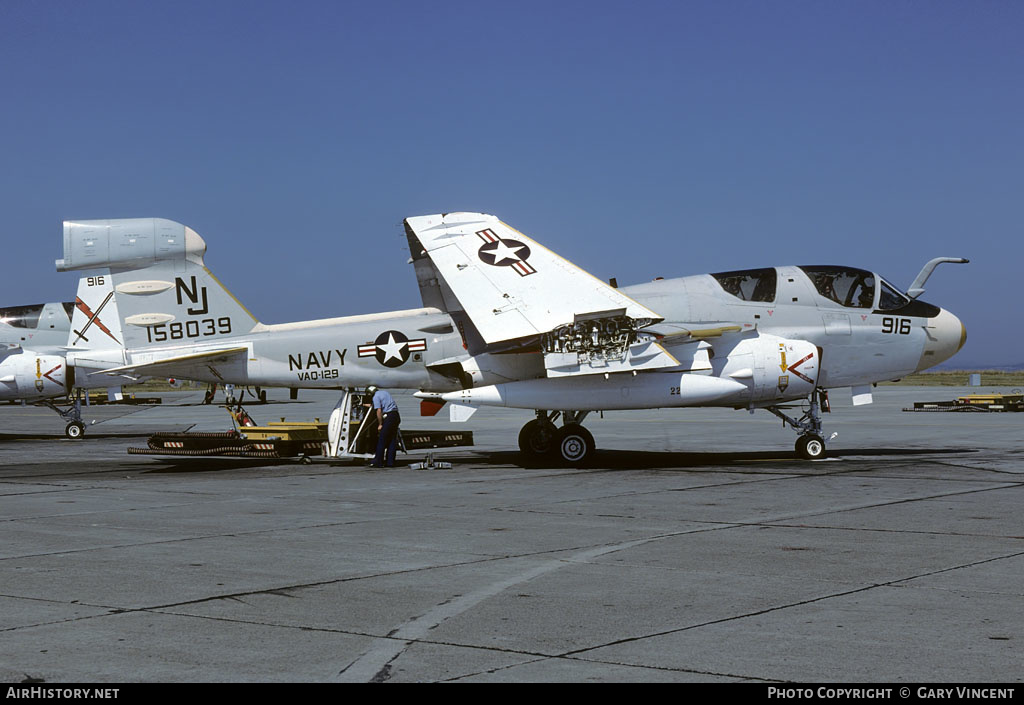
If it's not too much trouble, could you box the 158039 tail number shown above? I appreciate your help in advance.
[146,317,232,342]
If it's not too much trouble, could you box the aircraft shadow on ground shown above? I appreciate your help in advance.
[142,458,302,473]
[465,447,979,470]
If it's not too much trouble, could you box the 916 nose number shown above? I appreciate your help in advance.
[881,317,911,335]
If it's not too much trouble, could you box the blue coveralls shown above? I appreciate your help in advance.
[371,390,401,467]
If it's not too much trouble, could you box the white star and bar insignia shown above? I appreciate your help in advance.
[476,229,536,277]
[357,330,427,368]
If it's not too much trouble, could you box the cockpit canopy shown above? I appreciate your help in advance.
[711,265,930,315]
[711,268,777,302]
[0,303,74,329]
[798,266,911,311]
[800,266,875,308]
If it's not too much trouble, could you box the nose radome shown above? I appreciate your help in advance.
[916,308,966,372]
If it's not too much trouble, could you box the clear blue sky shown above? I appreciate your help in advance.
[1,1,1020,366]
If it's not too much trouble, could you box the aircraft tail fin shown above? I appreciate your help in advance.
[58,219,260,349]
[67,272,125,351]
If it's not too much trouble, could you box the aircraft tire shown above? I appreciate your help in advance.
[518,420,556,456]
[796,434,826,460]
[551,424,595,466]
[65,421,85,440]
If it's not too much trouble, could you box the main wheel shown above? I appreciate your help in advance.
[65,421,85,440]
[551,424,595,466]
[796,434,826,460]
[518,419,556,456]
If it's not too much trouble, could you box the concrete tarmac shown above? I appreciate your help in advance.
[0,386,1021,683]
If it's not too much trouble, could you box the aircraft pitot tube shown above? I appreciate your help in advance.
[0,349,70,401]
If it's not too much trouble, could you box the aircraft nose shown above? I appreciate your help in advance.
[915,308,966,372]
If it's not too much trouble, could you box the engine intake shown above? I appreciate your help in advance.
[0,351,70,401]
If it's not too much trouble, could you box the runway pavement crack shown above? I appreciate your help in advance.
[440,653,786,683]
[556,547,1024,663]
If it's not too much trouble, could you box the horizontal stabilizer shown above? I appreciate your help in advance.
[94,346,248,378]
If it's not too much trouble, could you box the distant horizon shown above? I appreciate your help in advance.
[932,362,1024,372]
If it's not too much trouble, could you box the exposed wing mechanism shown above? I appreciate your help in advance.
[405,213,672,378]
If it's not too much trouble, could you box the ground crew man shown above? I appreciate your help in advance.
[366,385,400,468]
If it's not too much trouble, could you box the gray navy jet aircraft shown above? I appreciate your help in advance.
[0,299,135,426]
[404,213,967,462]
[0,302,75,352]
[50,215,965,460]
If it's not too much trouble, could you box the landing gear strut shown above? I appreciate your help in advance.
[765,389,834,460]
[518,410,594,465]
[41,390,87,439]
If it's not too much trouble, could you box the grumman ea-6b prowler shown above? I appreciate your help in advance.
[403,213,967,462]
[51,215,964,462]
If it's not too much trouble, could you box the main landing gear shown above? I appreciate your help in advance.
[518,410,595,465]
[764,389,836,460]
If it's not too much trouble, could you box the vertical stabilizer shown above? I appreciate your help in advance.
[58,219,260,349]
[68,271,125,351]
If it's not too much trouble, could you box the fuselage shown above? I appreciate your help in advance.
[70,264,963,412]
[622,264,964,391]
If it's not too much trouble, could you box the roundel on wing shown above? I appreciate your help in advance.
[477,238,532,267]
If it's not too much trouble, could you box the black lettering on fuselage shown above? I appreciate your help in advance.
[288,349,347,371]
[175,276,209,315]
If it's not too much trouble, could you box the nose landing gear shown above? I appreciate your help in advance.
[765,389,835,460]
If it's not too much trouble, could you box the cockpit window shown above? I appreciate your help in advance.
[0,304,44,329]
[711,268,777,302]
[878,279,910,311]
[799,266,875,309]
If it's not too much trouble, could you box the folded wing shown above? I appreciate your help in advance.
[405,213,679,378]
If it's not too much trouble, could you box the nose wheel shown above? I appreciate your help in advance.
[795,434,826,460]
[766,389,833,461]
